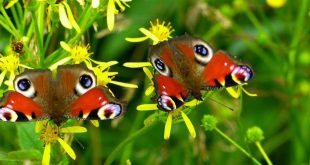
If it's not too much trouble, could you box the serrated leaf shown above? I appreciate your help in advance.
[17,123,43,150]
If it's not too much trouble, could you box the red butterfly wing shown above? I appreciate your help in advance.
[70,87,125,120]
[0,91,44,122]
[154,74,189,111]
[203,51,253,89]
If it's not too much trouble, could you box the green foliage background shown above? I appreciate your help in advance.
[0,0,309,164]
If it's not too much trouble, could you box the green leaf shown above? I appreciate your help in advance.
[7,150,42,161]
[17,123,43,150]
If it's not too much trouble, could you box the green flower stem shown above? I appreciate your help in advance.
[44,4,99,66]
[16,3,24,26]
[0,16,15,35]
[10,6,21,32]
[287,0,308,88]
[242,2,274,47]
[214,127,261,165]
[104,122,159,165]
[120,112,146,164]
[255,142,273,165]
[0,5,19,37]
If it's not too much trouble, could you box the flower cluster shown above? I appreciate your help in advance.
[36,121,87,165]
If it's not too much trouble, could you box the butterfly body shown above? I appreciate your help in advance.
[150,35,253,111]
[0,65,125,125]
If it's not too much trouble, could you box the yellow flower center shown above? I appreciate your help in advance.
[70,43,92,64]
[0,53,20,72]
[93,66,113,86]
[170,109,182,118]
[40,123,59,144]
[149,19,174,42]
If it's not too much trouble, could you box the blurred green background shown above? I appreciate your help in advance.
[0,0,310,164]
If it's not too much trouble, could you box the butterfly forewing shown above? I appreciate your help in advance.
[149,34,254,110]
[0,64,126,123]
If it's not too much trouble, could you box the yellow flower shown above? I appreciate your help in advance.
[50,41,138,89]
[45,1,81,33]
[0,53,31,90]
[137,104,197,140]
[49,41,92,70]
[126,19,174,45]
[107,0,131,31]
[266,0,286,8]
[226,83,257,99]
[36,121,87,165]
[91,61,138,88]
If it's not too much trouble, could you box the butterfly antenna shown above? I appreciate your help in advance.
[208,97,235,111]
[74,136,85,150]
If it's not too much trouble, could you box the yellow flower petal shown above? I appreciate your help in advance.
[42,143,51,165]
[91,0,99,8]
[126,159,132,165]
[164,113,172,140]
[0,71,7,87]
[91,60,118,67]
[125,36,149,42]
[60,126,87,133]
[58,4,72,29]
[143,67,153,81]
[48,56,72,71]
[5,0,18,9]
[63,2,81,33]
[242,87,258,97]
[226,87,241,99]
[181,111,196,138]
[107,0,115,31]
[109,80,138,88]
[76,0,85,6]
[137,104,158,111]
[266,0,286,8]
[57,138,76,160]
[107,72,118,76]
[19,64,33,69]
[123,62,152,68]
[5,72,15,90]
[184,99,201,107]
[115,0,125,11]
[139,28,159,44]
[145,86,155,96]
[60,41,72,52]
[90,120,100,127]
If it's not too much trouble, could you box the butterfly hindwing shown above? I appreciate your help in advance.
[202,51,253,89]
[0,69,52,122]
[70,86,125,120]
[153,74,189,111]
[0,91,44,121]
[57,65,125,121]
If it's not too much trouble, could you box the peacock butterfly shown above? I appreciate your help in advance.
[0,64,125,125]
[150,34,253,111]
